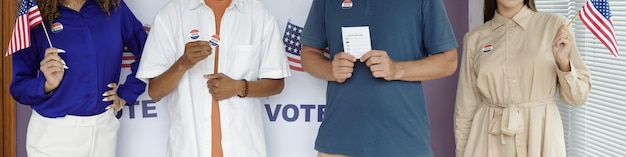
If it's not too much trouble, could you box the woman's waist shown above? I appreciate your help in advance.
[32,99,110,118]
[480,98,556,108]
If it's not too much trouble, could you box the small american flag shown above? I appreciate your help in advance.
[284,22,305,71]
[580,0,619,57]
[5,0,43,56]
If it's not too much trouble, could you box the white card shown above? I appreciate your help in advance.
[341,26,372,59]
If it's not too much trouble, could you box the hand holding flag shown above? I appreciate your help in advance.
[553,23,575,72]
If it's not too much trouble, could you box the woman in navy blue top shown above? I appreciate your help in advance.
[10,0,146,156]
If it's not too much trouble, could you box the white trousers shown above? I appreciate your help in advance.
[26,109,120,157]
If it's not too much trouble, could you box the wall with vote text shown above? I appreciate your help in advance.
[14,0,467,157]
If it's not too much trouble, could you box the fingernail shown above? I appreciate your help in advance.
[57,49,66,53]
[102,98,108,101]
[61,60,66,65]
[102,93,108,96]
[107,84,113,88]
[63,65,69,69]
[105,106,111,110]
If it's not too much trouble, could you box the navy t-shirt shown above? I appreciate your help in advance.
[301,0,458,156]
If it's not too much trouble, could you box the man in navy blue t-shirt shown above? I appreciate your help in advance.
[300,0,458,156]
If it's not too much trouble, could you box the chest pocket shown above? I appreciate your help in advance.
[229,44,261,80]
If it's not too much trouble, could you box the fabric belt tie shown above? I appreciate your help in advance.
[483,99,554,145]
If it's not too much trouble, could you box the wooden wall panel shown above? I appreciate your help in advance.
[2,0,17,156]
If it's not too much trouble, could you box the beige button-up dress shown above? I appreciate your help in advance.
[454,7,592,157]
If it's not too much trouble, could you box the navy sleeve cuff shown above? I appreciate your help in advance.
[37,76,55,97]
[300,36,327,49]
[116,86,140,106]
[426,38,459,55]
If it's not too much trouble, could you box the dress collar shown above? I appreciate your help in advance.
[491,6,534,30]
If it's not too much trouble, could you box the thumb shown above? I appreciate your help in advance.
[218,73,228,78]
[204,74,218,79]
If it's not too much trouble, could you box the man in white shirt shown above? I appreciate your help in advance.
[136,0,290,156]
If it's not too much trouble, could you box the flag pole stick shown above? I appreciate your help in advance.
[558,11,580,53]
[567,11,580,27]
[40,22,53,47]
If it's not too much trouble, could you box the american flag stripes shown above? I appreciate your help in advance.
[122,52,136,68]
[283,22,305,71]
[283,22,330,72]
[580,0,619,57]
[6,0,43,56]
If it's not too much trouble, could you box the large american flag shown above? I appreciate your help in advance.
[283,22,330,72]
[283,22,305,71]
[6,0,43,56]
[580,0,619,57]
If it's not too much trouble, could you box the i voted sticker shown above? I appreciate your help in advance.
[210,35,220,46]
[482,44,493,53]
[341,0,353,9]
[51,22,63,33]
[190,29,200,40]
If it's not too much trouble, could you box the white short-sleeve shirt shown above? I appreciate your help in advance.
[136,0,290,156]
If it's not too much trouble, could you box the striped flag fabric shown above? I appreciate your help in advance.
[580,0,619,57]
[283,22,305,71]
[283,22,330,72]
[6,0,43,56]
[122,51,136,68]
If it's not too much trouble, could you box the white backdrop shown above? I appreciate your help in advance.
[117,0,322,157]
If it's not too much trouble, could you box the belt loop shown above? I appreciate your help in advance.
[72,117,78,127]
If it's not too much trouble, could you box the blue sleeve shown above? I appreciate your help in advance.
[10,27,50,106]
[300,0,327,49]
[117,1,147,105]
[422,0,458,54]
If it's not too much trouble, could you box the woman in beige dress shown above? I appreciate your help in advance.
[454,0,592,156]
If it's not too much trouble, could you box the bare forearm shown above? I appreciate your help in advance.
[148,60,188,102]
[392,49,458,81]
[301,46,335,81]
[242,78,285,97]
